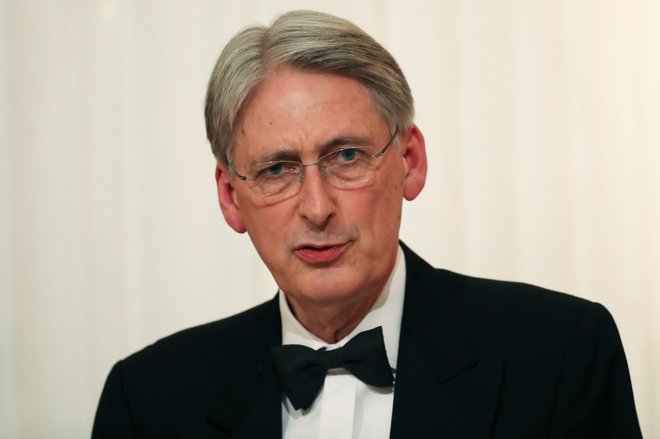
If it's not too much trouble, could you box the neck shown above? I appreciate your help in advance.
[286,287,383,343]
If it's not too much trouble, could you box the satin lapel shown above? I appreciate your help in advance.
[191,296,283,439]
[390,244,503,439]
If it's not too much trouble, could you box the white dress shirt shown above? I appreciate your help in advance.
[279,246,406,439]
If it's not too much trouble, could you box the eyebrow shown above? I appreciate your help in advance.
[320,135,372,153]
[250,134,374,165]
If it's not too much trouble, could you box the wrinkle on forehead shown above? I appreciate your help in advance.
[232,67,388,166]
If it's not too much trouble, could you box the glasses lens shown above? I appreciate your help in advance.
[322,148,374,186]
[251,161,301,197]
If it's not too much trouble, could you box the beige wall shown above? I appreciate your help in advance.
[1,0,658,437]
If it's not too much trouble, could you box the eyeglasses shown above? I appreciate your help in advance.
[229,127,399,203]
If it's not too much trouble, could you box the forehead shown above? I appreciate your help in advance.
[234,68,387,160]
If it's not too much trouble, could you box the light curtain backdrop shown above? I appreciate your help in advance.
[1,0,658,437]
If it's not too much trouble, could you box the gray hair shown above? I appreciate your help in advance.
[204,10,414,165]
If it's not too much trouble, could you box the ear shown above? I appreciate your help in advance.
[215,164,247,233]
[400,124,428,201]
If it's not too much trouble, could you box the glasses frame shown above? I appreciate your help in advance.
[229,126,399,198]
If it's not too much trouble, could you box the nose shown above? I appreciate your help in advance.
[297,166,336,229]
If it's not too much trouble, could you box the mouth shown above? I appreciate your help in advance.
[293,242,349,265]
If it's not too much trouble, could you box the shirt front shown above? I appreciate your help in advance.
[279,245,407,439]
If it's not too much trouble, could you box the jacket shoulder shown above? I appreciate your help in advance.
[432,266,611,348]
[94,297,280,436]
[402,242,613,356]
[121,296,279,368]
[442,268,594,317]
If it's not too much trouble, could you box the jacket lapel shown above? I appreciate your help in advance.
[216,365,282,439]
[180,295,284,439]
[390,244,503,438]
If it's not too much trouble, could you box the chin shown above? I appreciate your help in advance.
[294,273,372,304]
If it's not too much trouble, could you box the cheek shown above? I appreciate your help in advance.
[241,207,294,275]
[379,175,405,230]
[237,197,293,249]
[245,207,288,239]
[350,176,404,236]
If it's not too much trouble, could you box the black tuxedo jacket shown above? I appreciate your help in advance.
[93,243,642,438]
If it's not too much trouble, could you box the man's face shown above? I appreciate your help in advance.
[216,67,426,309]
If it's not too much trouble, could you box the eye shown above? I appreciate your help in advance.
[265,163,284,175]
[255,161,299,180]
[326,148,371,167]
[337,148,359,162]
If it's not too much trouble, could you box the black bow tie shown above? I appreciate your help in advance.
[271,326,394,411]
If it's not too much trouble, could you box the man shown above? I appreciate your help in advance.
[93,10,642,438]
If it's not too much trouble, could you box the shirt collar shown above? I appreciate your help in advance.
[279,245,406,369]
